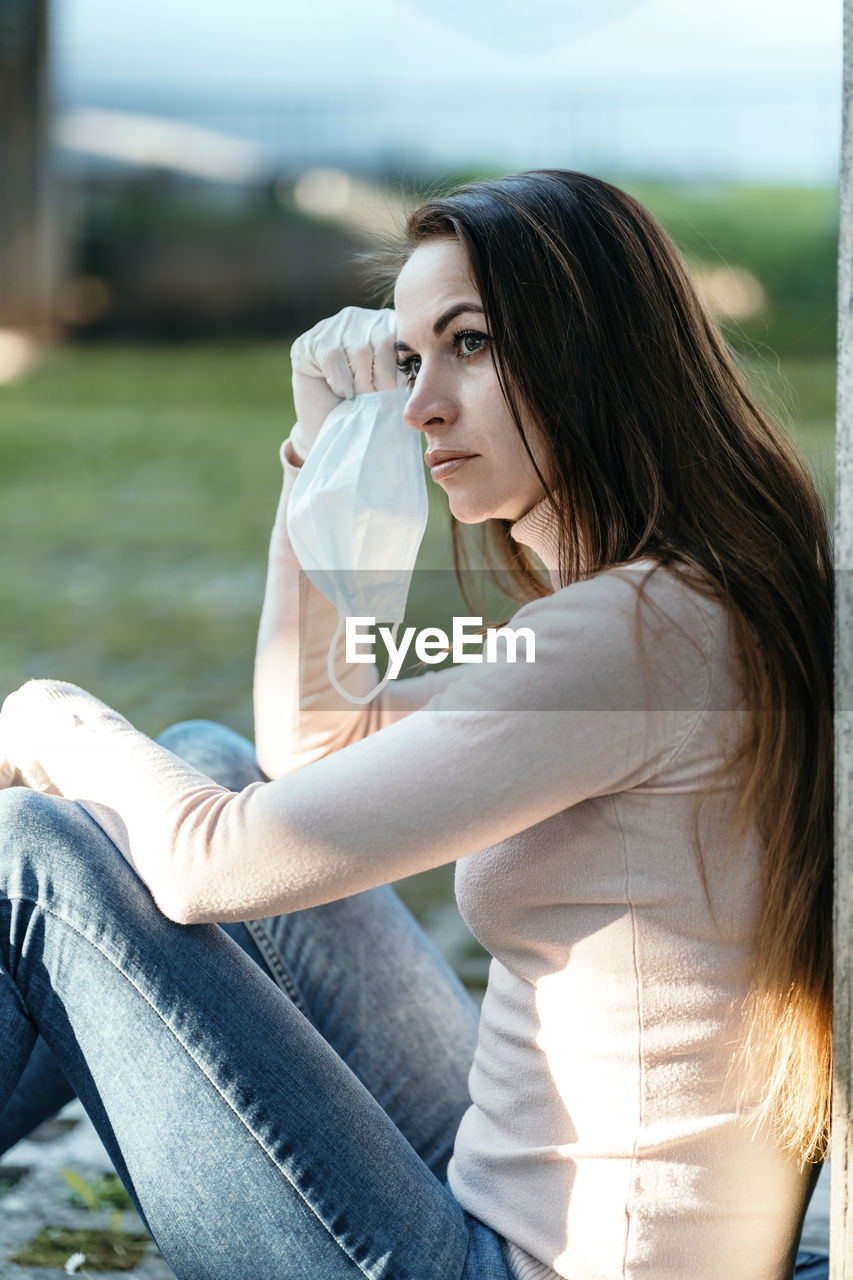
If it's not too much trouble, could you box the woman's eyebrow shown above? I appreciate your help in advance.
[394,303,485,352]
[433,303,484,335]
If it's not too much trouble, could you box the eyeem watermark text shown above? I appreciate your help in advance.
[346,616,536,680]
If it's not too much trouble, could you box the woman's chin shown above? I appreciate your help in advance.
[443,477,544,524]
[447,497,531,525]
[445,497,492,524]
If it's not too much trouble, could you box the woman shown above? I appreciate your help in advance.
[0,170,832,1280]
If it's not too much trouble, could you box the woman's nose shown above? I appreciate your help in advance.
[402,371,458,433]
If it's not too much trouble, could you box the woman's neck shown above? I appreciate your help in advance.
[509,495,564,585]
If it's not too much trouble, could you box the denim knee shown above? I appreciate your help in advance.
[0,787,76,856]
[0,788,122,902]
[0,788,182,958]
[155,720,265,792]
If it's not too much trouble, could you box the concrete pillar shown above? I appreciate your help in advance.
[832,1,853,1274]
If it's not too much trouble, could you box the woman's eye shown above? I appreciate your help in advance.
[454,330,489,358]
[395,332,487,385]
[396,355,421,385]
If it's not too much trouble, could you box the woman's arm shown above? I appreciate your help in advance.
[255,308,457,778]
[2,568,719,926]
[253,439,458,779]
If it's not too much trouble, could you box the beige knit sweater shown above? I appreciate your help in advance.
[5,445,811,1279]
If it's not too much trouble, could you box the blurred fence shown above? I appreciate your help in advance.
[34,72,840,346]
[57,79,841,185]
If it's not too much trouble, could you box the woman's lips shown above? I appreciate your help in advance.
[429,455,475,480]
[425,450,478,480]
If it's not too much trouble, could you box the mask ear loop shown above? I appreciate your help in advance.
[326,616,400,706]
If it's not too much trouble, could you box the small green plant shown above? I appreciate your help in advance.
[61,1167,133,1232]
[61,1168,100,1212]
[10,1169,152,1272]
[9,1224,150,1272]
[10,1169,148,1272]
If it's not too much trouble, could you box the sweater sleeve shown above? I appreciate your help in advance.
[253,441,456,779]
[1,569,717,926]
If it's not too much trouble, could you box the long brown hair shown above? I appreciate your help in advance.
[379,169,833,1163]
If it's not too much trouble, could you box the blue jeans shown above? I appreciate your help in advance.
[0,721,515,1280]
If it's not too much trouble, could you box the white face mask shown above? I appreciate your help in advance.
[285,387,429,705]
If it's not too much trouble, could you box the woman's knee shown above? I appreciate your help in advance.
[0,787,80,850]
[0,788,168,935]
[0,789,123,894]
[155,720,265,791]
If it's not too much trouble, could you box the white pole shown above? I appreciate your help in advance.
[832,0,853,1274]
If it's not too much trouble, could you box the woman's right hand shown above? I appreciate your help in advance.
[288,307,400,462]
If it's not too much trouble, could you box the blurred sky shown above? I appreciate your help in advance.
[52,0,843,183]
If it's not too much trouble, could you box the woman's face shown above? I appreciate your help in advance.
[393,237,548,524]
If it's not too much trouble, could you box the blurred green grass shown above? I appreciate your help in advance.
[0,343,835,738]
[0,344,288,736]
[628,182,839,357]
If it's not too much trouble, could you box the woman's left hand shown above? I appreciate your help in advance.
[0,682,68,794]
[0,755,19,788]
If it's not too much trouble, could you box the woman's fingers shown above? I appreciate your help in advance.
[318,345,356,402]
[347,341,378,397]
[331,309,397,396]
[0,752,56,793]
[289,307,401,458]
[0,684,61,794]
[369,311,402,392]
[293,307,398,394]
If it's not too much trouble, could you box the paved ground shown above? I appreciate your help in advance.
[0,1100,175,1278]
[0,1098,833,1276]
